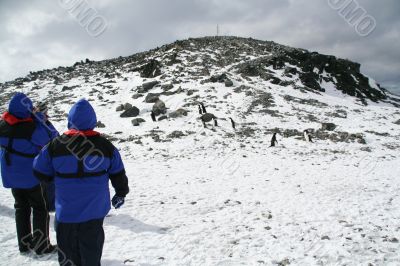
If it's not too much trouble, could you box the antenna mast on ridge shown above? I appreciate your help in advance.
[217,24,219,37]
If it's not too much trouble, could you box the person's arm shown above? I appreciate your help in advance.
[109,148,129,208]
[33,145,55,183]
[45,120,60,139]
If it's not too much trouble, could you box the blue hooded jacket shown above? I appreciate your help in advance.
[0,93,59,189]
[33,99,129,223]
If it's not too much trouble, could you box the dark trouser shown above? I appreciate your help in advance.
[57,218,105,266]
[42,181,56,212]
[11,184,50,253]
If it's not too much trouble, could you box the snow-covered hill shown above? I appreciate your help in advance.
[0,36,399,265]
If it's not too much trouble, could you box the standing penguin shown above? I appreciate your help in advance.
[229,118,236,130]
[200,113,216,129]
[198,105,203,115]
[200,103,207,114]
[151,111,156,122]
[270,133,278,147]
[304,130,313,143]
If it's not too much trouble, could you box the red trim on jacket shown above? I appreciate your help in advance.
[1,112,33,125]
[64,129,100,137]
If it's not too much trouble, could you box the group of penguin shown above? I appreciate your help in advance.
[149,102,314,147]
[196,102,314,147]
[269,130,313,147]
[197,103,236,130]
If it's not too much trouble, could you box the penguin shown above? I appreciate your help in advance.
[198,105,203,115]
[270,133,278,147]
[229,117,236,130]
[151,111,156,122]
[200,113,216,128]
[304,130,313,143]
[200,103,207,114]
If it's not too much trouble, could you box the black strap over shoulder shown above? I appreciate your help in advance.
[55,160,107,179]
[55,170,107,179]
[0,144,37,158]
[0,120,36,139]
[0,121,38,165]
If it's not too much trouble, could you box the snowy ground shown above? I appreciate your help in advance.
[1,132,399,265]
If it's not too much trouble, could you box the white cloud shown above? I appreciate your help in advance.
[5,10,58,37]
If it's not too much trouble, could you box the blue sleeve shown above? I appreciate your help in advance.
[33,145,54,182]
[109,148,129,197]
[46,121,60,139]
[31,123,53,148]
[109,149,125,175]
[31,112,59,146]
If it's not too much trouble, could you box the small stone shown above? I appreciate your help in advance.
[116,104,124,112]
[131,118,145,126]
[145,93,160,103]
[120,106,140,118]
[225,79,234,87]
[96,121,106,128]
[321,123,337,131]
[158,115,168,121]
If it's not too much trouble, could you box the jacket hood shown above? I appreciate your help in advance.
[67,99,97,131]
[8,93,33,119]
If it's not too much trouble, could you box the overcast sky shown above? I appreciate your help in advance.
[1,0,399,92]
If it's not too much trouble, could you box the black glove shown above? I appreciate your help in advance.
[112,195,125,209]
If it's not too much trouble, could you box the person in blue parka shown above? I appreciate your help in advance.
[33,101,59,212]
[33,99,129,266]
[0,93,58,255]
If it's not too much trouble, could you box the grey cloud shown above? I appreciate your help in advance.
[0,0,399,92]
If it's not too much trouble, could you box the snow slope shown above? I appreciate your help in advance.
[0,37,399,265]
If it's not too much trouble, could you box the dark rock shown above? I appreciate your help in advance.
[186,89,197,96]
[131,118,146,126]
[394,119,400,125]
[158,115,168,121]
[120,106,140,118]
[139,59,162,78]
[96,121,106,128]
[284,66,297,76]
[123,103,133,110]
[210,73,228,83]
[167,131,186,139]
[277,258,290,266]
[116,104,124,112]
[246,92,276,115]
[169,108,188,118]
[132,93,144,99]
[62,86,73,91]
[161,84,174,91]
[326,110,348,119]
[233,85,252,94]
[283,129,302,138]
[299,72,323,91]
[145,93,160,103]
[152,100,167,116]
[321,123,337,131]
[225,79,234,87]
[138,81,160,93]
